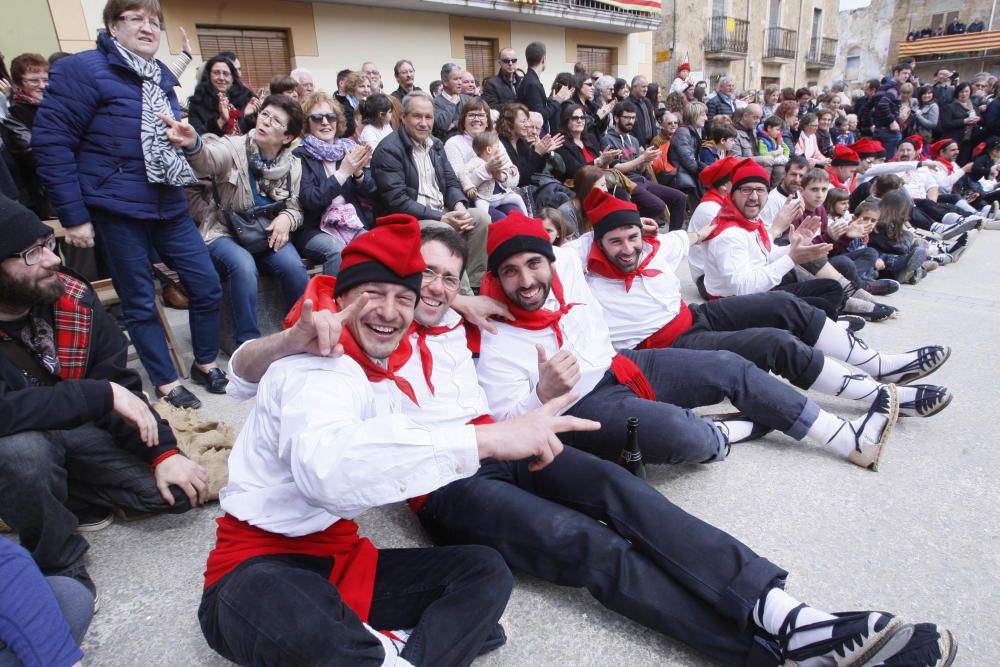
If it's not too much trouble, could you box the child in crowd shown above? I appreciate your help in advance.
[463,130,528,216]
[832,115,855,145]
[539,207,570,246]
[357,94,394,148]
[757,116,791,162]
[698,122,738,167]
[869,189,932,284]
[795,113,831,167]
[825,186,853,227]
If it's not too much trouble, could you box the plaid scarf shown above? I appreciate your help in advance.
[0,274,91,381]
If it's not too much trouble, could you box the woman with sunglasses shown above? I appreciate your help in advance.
[555,103,619,182]
[33,0,227,409]
[294,91,376,275]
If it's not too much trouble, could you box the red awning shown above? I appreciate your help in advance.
[597,0,661,12]
[899,30,1000,56]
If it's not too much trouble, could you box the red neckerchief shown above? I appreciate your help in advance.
[701,188,726,207]
[935,157,956,175]
[479,270,579,346]
[703,198,772,252]
[586,235,663,292]
[825,166,847,191]
[204,514,378,622]
[408,316,463,395]
[283,275,420,405]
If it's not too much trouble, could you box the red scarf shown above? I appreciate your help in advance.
[825,166,847,191]
[283,275,420,405]
[701,188,727,207]
[703,198,771,252]
[408,317,463,395]
[935,157,956,175]
[586,236,663,292]
[204,514,378,621]
[478,270,580,346]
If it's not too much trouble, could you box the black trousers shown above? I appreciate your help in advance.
[199,546,511,667]
[0,424,191,574]
[774,277,844,320]
[672,291,827,390]
[418,446,787,666]
[563,348,817,464]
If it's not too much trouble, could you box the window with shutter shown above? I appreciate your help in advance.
[577,46,613,76]
[196,27,292,92]
[464,38,496,87]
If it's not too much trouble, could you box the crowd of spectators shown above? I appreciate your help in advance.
[0,0,984,664]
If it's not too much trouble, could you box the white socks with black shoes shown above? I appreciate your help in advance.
[754,588,836,658]
[813,319,933,383]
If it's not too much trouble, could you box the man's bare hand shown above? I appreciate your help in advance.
[789,216,832,264]
[442,209,474,232]
[155,455,208,507]
[475,392,600,471]
[535,345,580,404]
[65,222,96,248]
[110,382,159,447]
[770,194,804,237]
[285,295,373,357]
[452,294,513,334]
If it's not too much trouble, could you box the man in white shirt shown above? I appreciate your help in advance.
[687,156,739,288]
[404,226,954,667]
[198,215,595,667]
[476,212,907,472]
[567,188,952,419]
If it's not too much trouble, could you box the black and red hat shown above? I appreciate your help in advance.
[831,145,861,166]
[699,156,740,188]
[486,211,556,273]
[584,188,642,240]
[730,158,771,189]
[334,214,426,297]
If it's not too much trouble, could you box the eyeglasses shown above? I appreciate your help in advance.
[21,76,49,85]
[664,120,679,125]
[9,236,57,266]
[258,109,287,130]
[422,269,461,292]
[309,112,338,124]
[465,112,488,120]
[735,186,769,198]
[583,81,594,86]
[501,58,518,64]
[117,14,161,30]
[570,114,586,121]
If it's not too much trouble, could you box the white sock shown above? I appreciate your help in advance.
[941,212,962,226]
[810,359,883,401]
[843,296,875,314]
[813,319,912,378]
[931,221,952,234]
[753,588,835,652]
[804,409,856,456]
[716,419,757,444]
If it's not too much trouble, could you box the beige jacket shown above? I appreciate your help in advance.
[186,133,303,245]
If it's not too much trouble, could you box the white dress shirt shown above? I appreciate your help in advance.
[476,245,616,420]
[687,200,722,280]
[702,225,794,297]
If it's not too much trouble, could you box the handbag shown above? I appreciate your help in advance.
[210,176,289,255]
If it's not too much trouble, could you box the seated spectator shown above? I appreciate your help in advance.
[757,116,791,179]
[166,95,309,347]
[594,74,618,112]
[294,92,377,276]
[650,109,679,185]
[390,59,419,102]
[795,113,831,166]
[460,70,479,96]
[869,189,930,283]
[613,77,629,101]
[341,71,372,139]
[497,102,563,188]
[371,90,490,290]
[555,102,614,182]
[539,205,571,245]
[361,61,383,94]
[0,538,93,666]
[268,74,299,101]
[706,75,737,124]
[0,198,207,597]
[187,54,259,137]
[698,120,738,167]
[602,101,687,228]
[626,75,657,146]
[762,85,781,118]
[357,93,394,148]
[667,101,708,199]
[557,164,608,238]
[2,53,50,215]
[289,67,315,97]
[429,79,443,97]
[572,73,613,144]
[445,98,522,221]
[832,115,857,146]
[777,100,801,151]
[816,109,836,158]
[434,63,471,139]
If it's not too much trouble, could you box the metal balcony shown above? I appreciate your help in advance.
[806,36,837,69]
[763,26,797,62]
[704,15,749,60]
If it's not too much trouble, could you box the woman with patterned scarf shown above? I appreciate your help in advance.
[293,91,377,276]
[164,94,309,351]
[32,0,227,411]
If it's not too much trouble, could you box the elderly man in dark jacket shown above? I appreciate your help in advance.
[371,91,489,290]
[0,197,207,601]
[626,75,657,146]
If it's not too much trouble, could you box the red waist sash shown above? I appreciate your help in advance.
[635,301,694,349]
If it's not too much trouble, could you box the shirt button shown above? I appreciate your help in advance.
[399,483,407,493]
[456,466,464,474]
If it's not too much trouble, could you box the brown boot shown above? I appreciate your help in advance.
[162,284,189,309]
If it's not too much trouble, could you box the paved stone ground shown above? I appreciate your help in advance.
[23,232,1000,665]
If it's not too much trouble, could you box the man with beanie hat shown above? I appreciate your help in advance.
[688,156,739,289]
[477,210,922,472]
[199,214,598,667]
[894,138,983,240]
[0,196,207,602]
[826,145,861,191]
[566,187,951,419]
[389,225,955,667]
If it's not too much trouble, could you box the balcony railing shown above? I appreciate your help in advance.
[806,36,837,68]
[763,26,798,61]
[704,15,749,59]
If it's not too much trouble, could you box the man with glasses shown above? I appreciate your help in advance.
[390,59,420,102]
[482,48,522,109]
[0,196,208,603]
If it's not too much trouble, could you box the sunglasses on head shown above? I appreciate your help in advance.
[310,112,338,123]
